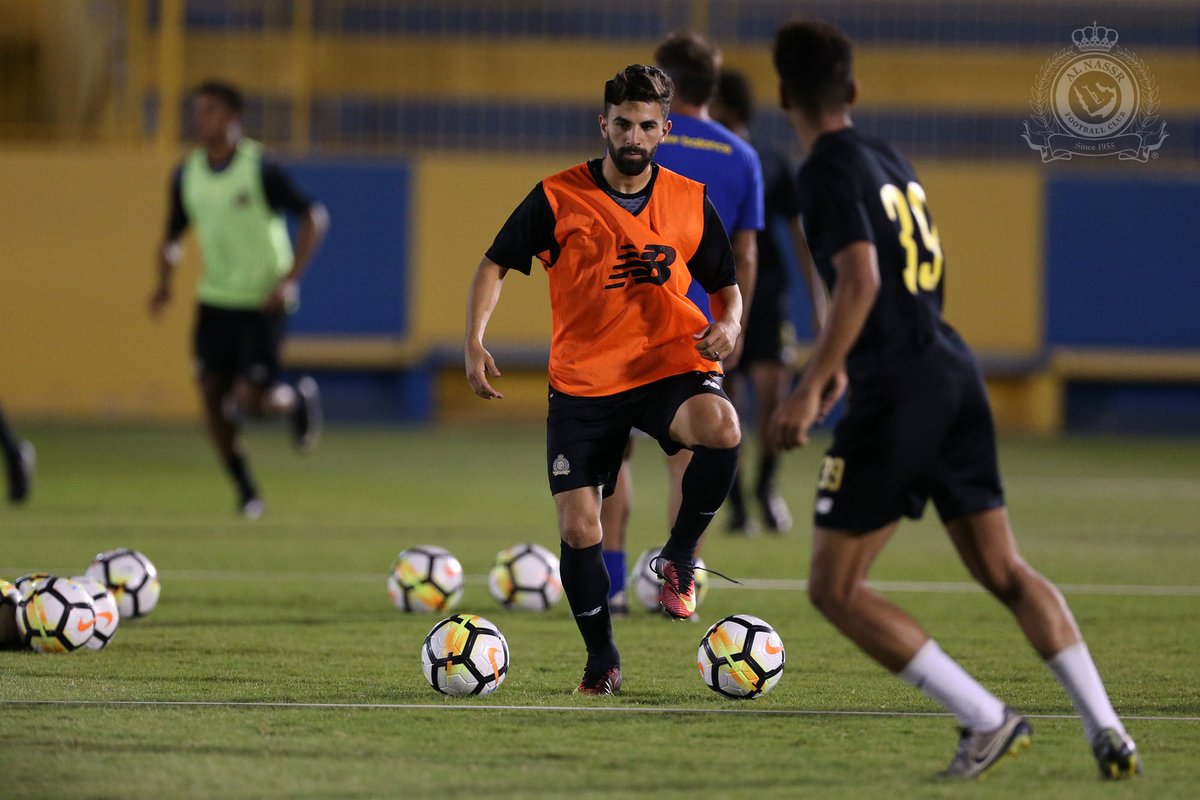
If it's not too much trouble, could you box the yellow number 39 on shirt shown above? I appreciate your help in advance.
[879,182,943,295]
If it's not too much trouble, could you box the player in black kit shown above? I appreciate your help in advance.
[770,19,1140,780]
[711,68,826,535]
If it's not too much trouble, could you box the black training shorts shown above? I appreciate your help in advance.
[813,328,1005,532]
[737,280,788,367]
[193,303,286,387]
[546,371,729,497]
[737,308,789,367]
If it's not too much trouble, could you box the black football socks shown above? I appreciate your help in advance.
[726,466,748,529]
[756,453,779,498]
[224,452,259,504]
[560,541,619,668]
[661,444,740,562]
[0,408,20,463]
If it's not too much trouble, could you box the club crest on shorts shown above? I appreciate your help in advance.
[551,454,571,477]
[1022,23,1167,162]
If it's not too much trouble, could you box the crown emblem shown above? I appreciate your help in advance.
[1072,22,1118,51]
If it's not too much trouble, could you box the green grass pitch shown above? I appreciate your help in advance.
[2,423,1198,798]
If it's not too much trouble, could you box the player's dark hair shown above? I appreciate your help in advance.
[715,68,755,126]
[194,80,245,115]
[773,20,854,118]
[603,64,674,117]
[654,31,721,107]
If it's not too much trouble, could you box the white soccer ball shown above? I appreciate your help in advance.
[387,545,464,613]
[630,546,709,613]
[70,576,120,650]
[0,579,20,647]
[488,543,563,611]
[697,614,785,699]
[13,572,51,598]
[85,549,160,619]
[421,613,509,696]
[16,576,96,653]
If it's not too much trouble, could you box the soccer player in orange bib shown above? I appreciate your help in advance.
[465,65,742,695]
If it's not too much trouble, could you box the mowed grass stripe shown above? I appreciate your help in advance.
[4,473,1196,531]
[3,566,1197,597]
[4,698,1199,723]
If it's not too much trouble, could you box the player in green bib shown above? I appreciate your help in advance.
[149,81,329,519]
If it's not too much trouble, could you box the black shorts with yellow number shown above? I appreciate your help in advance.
[194,303,286,387]
[547,371,728,497]
[814,328,1005,533]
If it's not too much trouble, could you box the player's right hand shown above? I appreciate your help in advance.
[770,387,821,450]
[817,369,848,422]
[148,285,171,320]
[465,343,504,399]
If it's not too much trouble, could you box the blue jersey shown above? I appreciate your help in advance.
[655,114,764,317]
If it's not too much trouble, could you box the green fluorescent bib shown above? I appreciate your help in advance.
[181,139,293,309]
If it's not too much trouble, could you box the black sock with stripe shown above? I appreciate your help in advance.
[560,541,619,668]
[662,444,740,561]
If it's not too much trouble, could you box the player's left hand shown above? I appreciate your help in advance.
[263,279,299,314]
[693,319,740,363]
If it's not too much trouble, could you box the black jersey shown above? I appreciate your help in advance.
[796,127,947,375]
[755,142,803,300]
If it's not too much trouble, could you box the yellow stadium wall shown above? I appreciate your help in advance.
[0,147,1042,427]
[0,147,201,422]
[411,156,1043,355]
[413,156,1046,428]
[410,153,563,348]
[155,38,1200,117]
[917,161,1043,356]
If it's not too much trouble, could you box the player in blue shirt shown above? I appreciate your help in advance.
[712,68,827,536]
[601,32,763,614]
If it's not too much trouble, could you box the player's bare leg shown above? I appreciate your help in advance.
[601,443,634,615]
[948,507,1140,778]
[721,371,754,534]
[947,507,1080,657]
[808,523,926,669]
[202,373,262,518]
[201,373,238,462]
[555,485,621,694]
[654,393,740,618]
[809,523,1028,778]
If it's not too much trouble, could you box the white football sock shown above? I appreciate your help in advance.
[1046,641,1124,741]
[898,639,1007,732]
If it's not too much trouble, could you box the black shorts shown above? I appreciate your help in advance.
[737,287,787,367]
[814,329,1005,532]
[546,371,729,497]
[193,303,286,387]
